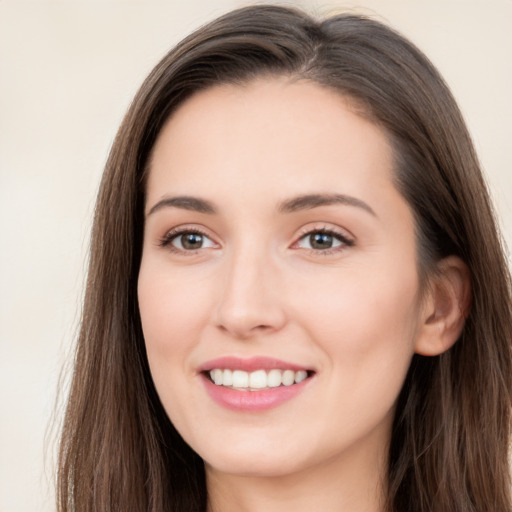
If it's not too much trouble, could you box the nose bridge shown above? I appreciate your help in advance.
[215,238,285,338]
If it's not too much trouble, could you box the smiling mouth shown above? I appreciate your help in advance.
[205,368,315,391]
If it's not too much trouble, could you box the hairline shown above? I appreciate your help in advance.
[141,73,436,295]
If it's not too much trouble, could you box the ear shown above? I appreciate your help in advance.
[415,256,471,356]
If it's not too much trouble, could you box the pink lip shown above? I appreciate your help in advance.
[198,356,311,373]
[200,374,313,412]
[197,356,315,412]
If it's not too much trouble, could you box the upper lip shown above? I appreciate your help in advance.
[198,356,313,373]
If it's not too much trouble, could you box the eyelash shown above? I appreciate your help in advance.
[158,227,212,254]
[158,226,354,256]
[294,226,355,256]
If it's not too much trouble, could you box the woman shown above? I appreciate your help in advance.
[57,5,512,512]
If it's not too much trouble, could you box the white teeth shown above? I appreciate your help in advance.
[249,369,267,389]
[295,370,307,383]
[222,369,233,386]
[267,369,282,388]
[282,370,295,386]
[232,370,249,388]
[208,368,310,390]
[212,369,223,385]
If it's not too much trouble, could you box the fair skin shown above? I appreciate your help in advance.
[138,78,468,512]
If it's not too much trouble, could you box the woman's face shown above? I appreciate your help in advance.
[138,78,426,479]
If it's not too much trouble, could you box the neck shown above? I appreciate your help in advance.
[205,441,388,512]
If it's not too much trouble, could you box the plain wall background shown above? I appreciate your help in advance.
[1,1,511,510]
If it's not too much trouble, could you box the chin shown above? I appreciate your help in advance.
[204,452,306,479]
[193,433,311,478]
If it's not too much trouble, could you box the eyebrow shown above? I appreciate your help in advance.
[147,196,217,216]
[146,193,376,217]
[277,193,376,216]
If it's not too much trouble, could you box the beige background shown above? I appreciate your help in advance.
[1,1,511,511]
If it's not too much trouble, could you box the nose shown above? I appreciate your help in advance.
[213,245,287,339]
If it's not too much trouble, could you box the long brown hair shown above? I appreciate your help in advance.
[58,5,512,511]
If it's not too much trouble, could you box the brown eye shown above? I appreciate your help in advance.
[162,230,216,251]
[177,233,205,250]
[309,232,335,249]
[297,230,351,251]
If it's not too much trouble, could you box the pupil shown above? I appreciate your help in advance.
[310,232,333,249]
[182,233,203,249]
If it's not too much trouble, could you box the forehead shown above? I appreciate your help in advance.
[146,77,397,217]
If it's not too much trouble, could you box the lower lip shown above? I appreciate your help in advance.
[201,373,313,412]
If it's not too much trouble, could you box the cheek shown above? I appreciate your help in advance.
[294,266,420,436]
[292,260,421,391]
[297,262,419,338]
[138,264,213,358]
[137,264,215,425]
